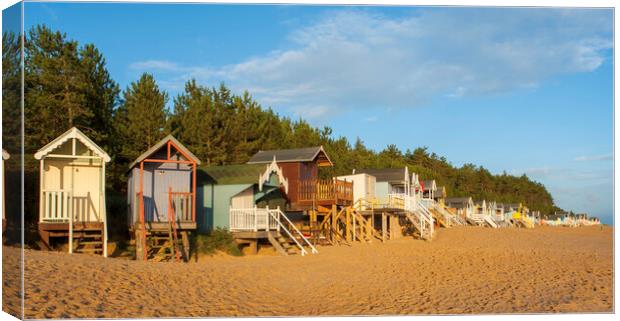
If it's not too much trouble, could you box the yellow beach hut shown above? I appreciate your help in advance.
[35,127,111,256]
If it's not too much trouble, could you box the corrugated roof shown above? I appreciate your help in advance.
[129,135,201,169]
[247,146,332,166]
[354,168,407,183]
[202,163,269,185]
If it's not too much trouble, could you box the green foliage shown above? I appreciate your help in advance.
[8,24,563,224]
[194,228,242,256]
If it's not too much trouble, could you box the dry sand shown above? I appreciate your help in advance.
[2,226,613,318]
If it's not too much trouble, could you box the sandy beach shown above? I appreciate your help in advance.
[2,226,613,318]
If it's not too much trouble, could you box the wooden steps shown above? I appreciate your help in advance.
[267,231,300,256]
[73,226,104,255]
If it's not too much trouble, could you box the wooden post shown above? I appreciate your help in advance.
[102,161,108,258]
[367,218,372,242]
[345,207,351,242]
[352,211,357,241]
[192,163,196,222]
[331,205,337,243]
[139,161,147,260]
[382,212,387,243]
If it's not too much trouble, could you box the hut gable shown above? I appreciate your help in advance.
[129,135,201,169]
[247,146,332,167]
[34,127,110,162]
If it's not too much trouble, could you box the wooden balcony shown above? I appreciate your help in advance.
[297,178,353,208]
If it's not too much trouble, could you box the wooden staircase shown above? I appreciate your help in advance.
[267,232,300,256]
[72,225,104,255]
[145,224,187,262]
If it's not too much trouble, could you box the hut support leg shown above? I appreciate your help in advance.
[135,230,144,261]
[181,231,190,261]
[382,212,387,243]
[345,208,351,242]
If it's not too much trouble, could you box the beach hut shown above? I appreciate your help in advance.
[247,146,352,210]
[445,197,474,219]
[434,186,447,206]
[201,158,289,231]
[354,167,411,200]
[2,149,9,234]
[35,127,111,256]
[127,135,201,261]
[422,180,437,199]
[200,158,316,255]
[336,173,376,208]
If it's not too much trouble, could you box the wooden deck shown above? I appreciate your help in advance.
[295,178,353,209]
[38,221,104,250]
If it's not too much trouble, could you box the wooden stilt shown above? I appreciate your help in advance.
[382,212,387,243]
[331,205,337,243]
[345,207,351,242]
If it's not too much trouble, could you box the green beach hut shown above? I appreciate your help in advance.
[198,157,289,232]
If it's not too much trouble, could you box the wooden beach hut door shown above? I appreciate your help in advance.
[71,164,102,223]
[152,166,192,223]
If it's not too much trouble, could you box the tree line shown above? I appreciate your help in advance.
[2,25,562,221]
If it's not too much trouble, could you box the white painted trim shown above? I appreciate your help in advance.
[34,127,111,162]
[258,156,289,194]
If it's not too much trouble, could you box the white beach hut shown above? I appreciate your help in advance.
[35,127,110,256]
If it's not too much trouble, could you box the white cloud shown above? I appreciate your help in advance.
[129,8,612,117]
[574,153,613,162]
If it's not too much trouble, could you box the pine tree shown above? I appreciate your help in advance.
[114,73,168,163]
[2,31,21,155]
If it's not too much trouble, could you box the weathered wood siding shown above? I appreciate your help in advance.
[127,150,192,226]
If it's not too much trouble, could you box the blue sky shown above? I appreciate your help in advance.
[15,3,614,223]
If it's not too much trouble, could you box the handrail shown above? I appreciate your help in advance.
[270,207,318,255]
[416,200,435,237]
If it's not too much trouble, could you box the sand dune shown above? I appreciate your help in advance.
[2,226,613,318]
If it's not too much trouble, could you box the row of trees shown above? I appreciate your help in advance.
[2,25,561,218]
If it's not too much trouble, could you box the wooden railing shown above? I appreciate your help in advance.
[298,178,353,204]
[40,189,73,222]
[229,207,280,232]
[170,191,193,222]
[135,190,195,224]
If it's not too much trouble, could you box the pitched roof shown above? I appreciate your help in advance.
[129,135,201,169]
[247,146,332,166]
[2,149,9,160]
[203,164,270,185]
[354,168,408,183]
[34,127,110,162]
[444,197,472,208]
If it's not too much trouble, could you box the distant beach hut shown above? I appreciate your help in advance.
[336,173,376,208]
[127,135,200,261]
[422,180,437,199]
[434,186,446,206]
[445,197,474,220]
[2,149,9,234]
[354,167,411,201]
[35,127,111,256]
